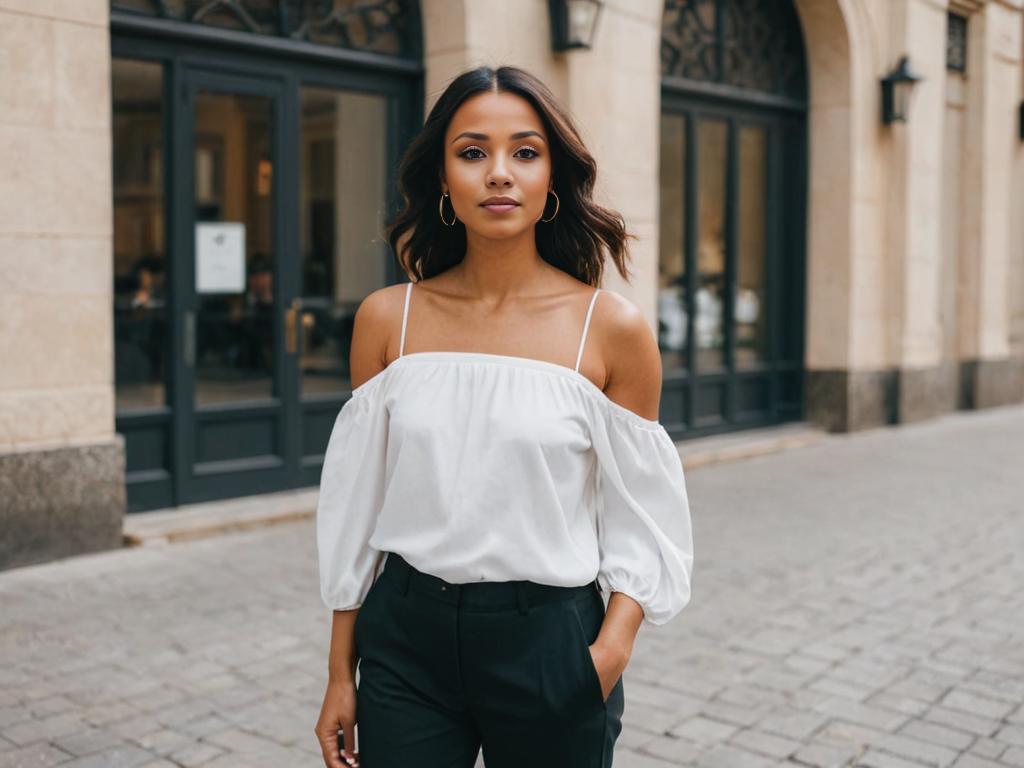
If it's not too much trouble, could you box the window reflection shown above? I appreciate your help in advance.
[696,119,727,370]
[193,91,275,405]
[737,125,767,366]
[112,58,167,411]
[658,113,688,369]
[299,87,390,395]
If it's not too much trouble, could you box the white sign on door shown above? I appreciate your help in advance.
[195,222,246,293]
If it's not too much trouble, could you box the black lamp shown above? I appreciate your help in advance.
[548,0,603,51]
[881,55,922,124]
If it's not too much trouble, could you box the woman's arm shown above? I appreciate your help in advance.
[316,285,398,768]
[327,609,360,682]
[587,290,667,695]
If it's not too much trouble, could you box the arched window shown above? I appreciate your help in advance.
[662,0,807,105]
[112,0,420,59]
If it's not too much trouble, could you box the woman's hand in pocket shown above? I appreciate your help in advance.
[315,677,359,767]
[588,639,630,702]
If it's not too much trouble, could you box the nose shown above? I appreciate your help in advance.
[487,158,513,187]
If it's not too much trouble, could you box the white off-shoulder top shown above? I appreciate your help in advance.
[316,282,694,626]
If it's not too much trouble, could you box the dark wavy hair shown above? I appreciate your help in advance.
[384,65,637,287]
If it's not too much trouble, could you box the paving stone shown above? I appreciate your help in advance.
[940,692,1017,722]
[924,706,1003,738]
[815,719,889,750]
[0,743,71,768]
[992,725,1024,748]
[0,709,32,731]
[898,719,975,751]
[55,744,157,768]
[812,697,910,731]
[997,747,1024,766]
[872,731,961,766]
[668,715,740,746]
[791,740,861,768]
[693,743,777,768]
[867,693,932,719]
[167,741,226,767]
[131,727,197,756]
[757,708,832,741]
[176,714,235,740]
[622,702,689,737]
[856,748,936,768]
[1,714,87,748]
[700,700,772,728]
[727,728,801,759]
[966,738,1007,760]
[25,697,76,719]
[948,754,1006,768]
[637,735,705,763]
[51,727,124,757]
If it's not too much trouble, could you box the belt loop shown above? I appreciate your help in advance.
[515,582,530,615]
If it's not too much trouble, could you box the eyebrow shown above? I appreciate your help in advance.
[451,130,546,144]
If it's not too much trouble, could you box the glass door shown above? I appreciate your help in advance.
[293,84,394,486]
[658,102,806,435]
[174,68,295,503]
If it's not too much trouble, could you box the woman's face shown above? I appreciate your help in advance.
[441,90,553,236]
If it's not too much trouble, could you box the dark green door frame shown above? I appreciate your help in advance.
[173,66,292,504]
[660,85,807,439]
[112,20,423,511]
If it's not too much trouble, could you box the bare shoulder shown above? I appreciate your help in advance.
[349,283,408,388]
[592,289,663,421]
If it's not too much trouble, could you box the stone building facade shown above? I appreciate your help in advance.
[1,0,1021,568]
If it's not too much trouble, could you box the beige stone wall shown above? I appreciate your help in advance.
[959,0,1023,363]
[0,0,114,453]
[795,0,1022,396]
[942,70,967,364]
[882,0,948,371]
[1008,11,1024,359]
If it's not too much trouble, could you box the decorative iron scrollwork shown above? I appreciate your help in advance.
[111,0,416,58]
[946,13,967,73]
[662,0,807,101]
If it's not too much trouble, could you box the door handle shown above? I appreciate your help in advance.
[285,297,302,355]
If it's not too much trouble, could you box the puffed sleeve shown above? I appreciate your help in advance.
[588,398,694,627]
[316,378,389,612]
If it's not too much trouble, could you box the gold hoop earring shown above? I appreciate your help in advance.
[540,190,560,223]
[439,192,458,226]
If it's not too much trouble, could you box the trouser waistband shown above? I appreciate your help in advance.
[379,551,600,614]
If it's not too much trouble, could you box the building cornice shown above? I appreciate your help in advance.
[950,0,1024,13]
[949,0,983,14]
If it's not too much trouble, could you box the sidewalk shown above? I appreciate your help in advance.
[1,405,1022,767]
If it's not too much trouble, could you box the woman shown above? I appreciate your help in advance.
[314,65,694,768]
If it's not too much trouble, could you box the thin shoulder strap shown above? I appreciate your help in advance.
[574,287,602,373]
[399,281,412,358]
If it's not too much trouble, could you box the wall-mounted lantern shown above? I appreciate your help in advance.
[548,0,603,51]
[881,55,922,124]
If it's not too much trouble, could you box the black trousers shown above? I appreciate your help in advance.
[352,551,625,767]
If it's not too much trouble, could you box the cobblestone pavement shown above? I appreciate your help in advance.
[1,405,1022,768]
